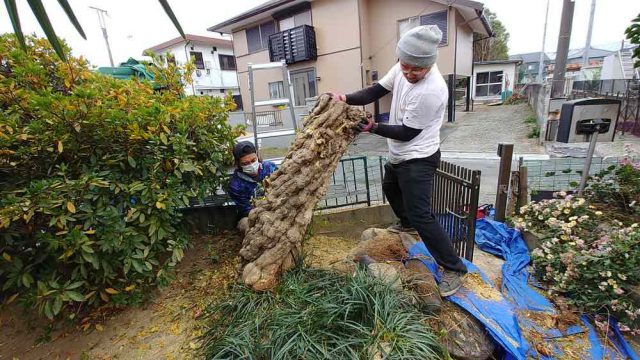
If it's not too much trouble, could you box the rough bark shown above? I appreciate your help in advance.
[239,94,364,291]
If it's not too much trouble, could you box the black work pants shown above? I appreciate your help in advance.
[382,150,467,273]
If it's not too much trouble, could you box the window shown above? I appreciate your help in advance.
[475,70,503,97]
[190,51,205,69]
[246,21,276,53]
[269,81,285,99]
[218,54,236,70]
[278,9,312,31]
[233,95,243,110]
[398,10,448,46]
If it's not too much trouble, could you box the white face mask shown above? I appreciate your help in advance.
[241,161,260,175]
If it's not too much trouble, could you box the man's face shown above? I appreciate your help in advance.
[239,153,258,167]
[400,62,429,83]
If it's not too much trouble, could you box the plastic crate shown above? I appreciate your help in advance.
[268,25,317,64]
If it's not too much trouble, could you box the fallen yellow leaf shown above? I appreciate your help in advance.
[105,288,119,295]
[2,252,11,262]
[57,140,64,153]
[124,285,136,292]
[95,324,104,332]
[66,201,76,213]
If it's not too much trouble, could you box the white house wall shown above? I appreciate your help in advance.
[163,42,240,96]
[472,63,517,100]
[600,53,624,80]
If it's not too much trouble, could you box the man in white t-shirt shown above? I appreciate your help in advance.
[331,25,467,296]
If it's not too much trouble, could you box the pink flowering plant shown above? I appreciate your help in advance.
[514,194,640,332]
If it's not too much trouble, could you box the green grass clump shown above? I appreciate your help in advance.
[200,267,442,360]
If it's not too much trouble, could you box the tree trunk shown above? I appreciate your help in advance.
[239,94,364,291]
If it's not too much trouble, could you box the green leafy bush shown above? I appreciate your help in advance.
[0,35,239,319]
[514,195,640,332]
[202,267,442,359]
[585,160,640,222]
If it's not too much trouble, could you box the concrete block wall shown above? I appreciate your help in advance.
[525,83,551,144]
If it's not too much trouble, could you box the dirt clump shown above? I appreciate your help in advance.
[304,235,357,273]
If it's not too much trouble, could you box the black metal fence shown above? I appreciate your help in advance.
[432,161,481,261]
[319,156,372,209]
[190,156,481,261]
[244,110,283,127]
[320,157,481,261]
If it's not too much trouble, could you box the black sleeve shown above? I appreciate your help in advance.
[345,83,390,106]
[372,123,422,141]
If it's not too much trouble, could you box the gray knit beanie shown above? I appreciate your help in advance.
[396,25,442,68]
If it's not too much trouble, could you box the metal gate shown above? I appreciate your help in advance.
[195,156,481,261]
[320,157,481,262]
[432,161,481,262]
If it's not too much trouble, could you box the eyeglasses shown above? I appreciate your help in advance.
[400,63,427,76]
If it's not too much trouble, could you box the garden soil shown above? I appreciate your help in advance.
[0,233,241,360]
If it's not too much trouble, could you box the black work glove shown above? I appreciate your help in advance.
[354,112,376,133]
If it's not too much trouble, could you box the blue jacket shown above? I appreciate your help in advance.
[227,160,277,217]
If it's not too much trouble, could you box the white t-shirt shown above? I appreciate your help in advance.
[378,63,448,164]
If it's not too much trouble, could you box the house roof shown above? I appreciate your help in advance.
[546,46,614,61]
[475,59,521,65]
[144,34,232,54]
[509,51,550,63]
[207,0,492,36]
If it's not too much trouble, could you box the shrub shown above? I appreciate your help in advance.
[585,161,640,222]
[514,195,640,332]
[0,35,240,319]
[202,267,443,359]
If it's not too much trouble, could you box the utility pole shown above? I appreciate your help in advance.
[90,6,115,67]
[551,0,575,98]
[581,0,596,69]
[537,0,550,82]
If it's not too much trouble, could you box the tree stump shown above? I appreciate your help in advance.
[239,94,364,291]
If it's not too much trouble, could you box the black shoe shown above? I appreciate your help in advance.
[386,223,418,235]
[439,270,463,297]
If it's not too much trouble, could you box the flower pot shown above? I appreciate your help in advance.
[522,230,544,252]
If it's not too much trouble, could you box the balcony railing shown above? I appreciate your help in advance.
[268,25,317,65]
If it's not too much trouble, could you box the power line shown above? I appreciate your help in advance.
[89,6,115,67]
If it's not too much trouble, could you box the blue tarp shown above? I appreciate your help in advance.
[408,218,639,359]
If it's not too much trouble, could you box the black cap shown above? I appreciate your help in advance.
[233,141,256,161]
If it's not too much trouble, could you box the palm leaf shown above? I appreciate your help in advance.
[4,0,26,50]
[57,0,86,39]
[26,0,66,60]
[158,0,185,39]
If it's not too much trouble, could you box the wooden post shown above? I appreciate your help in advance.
[494,143,514,222]
[507,170,519,216]
[518,166,529,212]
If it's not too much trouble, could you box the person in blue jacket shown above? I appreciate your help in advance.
[228,141,278,234]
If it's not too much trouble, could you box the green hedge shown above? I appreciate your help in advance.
[0,35,240,319]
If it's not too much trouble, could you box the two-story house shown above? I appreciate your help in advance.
[207,0,492,122]
[509,52,551,84]
[144,34,241,107]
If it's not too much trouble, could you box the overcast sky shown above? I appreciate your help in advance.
[0,0,639,67]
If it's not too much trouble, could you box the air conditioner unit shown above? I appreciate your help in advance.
[204,61,212,70]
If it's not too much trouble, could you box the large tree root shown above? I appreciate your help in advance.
[239,94,364,291]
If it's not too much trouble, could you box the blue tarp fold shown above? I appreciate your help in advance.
[408,218,639,359]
